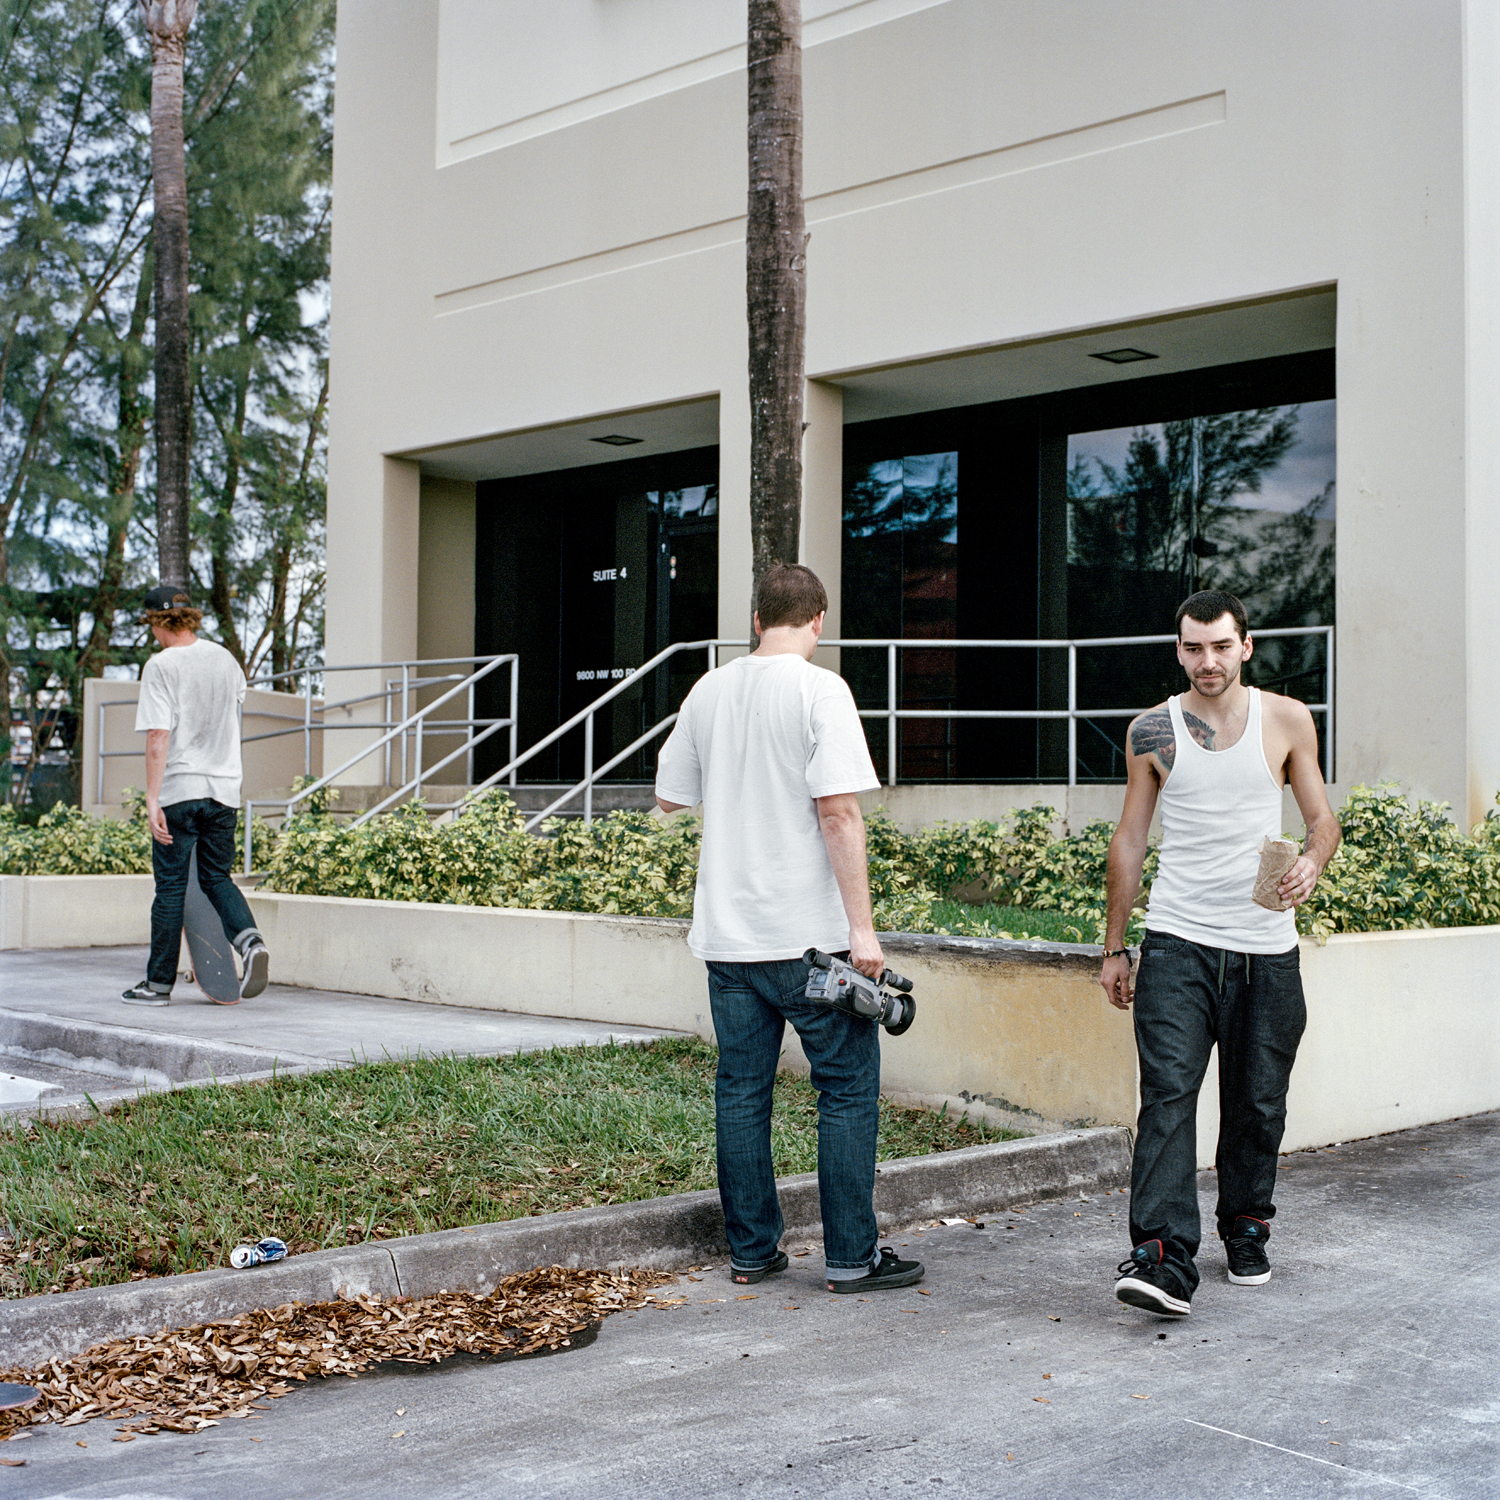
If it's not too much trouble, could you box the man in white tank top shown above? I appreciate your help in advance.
[1099,591,1341,1318]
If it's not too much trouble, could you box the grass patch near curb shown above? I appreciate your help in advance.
[926,901,1092,944]
[0,1035,1019,1299]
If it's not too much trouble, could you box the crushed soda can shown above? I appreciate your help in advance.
[230,1236,289,1269]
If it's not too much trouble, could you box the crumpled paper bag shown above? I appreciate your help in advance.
[1252,836,1300,911]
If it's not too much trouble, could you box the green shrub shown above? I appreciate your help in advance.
[0,791,277,878]
[21,780,1500,945]
[263,794,703,916]
[0,801,151,874]
[1297,783,1500,939]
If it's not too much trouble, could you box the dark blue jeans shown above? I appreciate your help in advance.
[1129,931,1306,1295]
[147,799,259,989]
[707,957,881,1275]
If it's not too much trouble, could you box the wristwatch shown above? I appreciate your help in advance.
[1102,947,1130,959]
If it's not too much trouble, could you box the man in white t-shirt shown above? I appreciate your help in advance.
[121,585,270,1006]
[655,564,923,1295]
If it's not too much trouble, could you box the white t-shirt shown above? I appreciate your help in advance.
[655,652,881,962]
[134,638,247,808]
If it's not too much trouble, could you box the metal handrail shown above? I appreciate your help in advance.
[93,654,519,808]
[460,637,729,811]
[829,626,1333,788]
[474,625,1334,825]
[515,715,681,832]
[243,654,518,868]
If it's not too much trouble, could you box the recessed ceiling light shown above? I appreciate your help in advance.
[591,433,644,446]
[1090,347,1158,364]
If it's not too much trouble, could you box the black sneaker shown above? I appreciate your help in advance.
[827,1246,925,1295]
[238,940,270,1000]
[730,1250,788,1285]
[121,982,171,1006]
[1115,1239,1192,1317]
[1223,1215,1272,1285]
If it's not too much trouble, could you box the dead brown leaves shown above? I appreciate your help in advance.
[0,1265,672,1440]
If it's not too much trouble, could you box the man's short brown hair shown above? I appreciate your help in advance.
[1175,589,1249,642]
[145,606,204,634]
[755,564,828,631]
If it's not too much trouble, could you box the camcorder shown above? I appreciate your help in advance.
[803,948,917,1036]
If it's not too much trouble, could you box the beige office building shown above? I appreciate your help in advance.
[326,1,1500,824]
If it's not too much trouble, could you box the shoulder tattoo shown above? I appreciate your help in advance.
[1130,709,1175,768]
[1181,709,1216,751]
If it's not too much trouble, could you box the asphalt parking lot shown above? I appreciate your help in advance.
[5,1111,1494,1500]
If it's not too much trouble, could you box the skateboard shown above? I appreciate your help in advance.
[183,846,241,1006]
[0,1384,38,1410]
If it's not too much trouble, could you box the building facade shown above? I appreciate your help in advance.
[326,0,1500,824]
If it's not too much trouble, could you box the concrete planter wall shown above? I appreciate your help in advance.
[4,875,1497,1162]
[0,875,157,950]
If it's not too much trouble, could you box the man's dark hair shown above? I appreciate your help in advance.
[755,564,828,630]
[1175,589,1249,642]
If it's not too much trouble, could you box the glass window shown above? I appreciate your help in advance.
[842,451,958,779]
[1065,400,1335,775]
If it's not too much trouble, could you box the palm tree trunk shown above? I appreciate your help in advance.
[746,0,806,625]
[140,0,198,590]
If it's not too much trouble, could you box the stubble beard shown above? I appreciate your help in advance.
[1190,660,1242,699]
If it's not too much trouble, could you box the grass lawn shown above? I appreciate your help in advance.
[925,902,1094,943]
[0,1035,1019,1299]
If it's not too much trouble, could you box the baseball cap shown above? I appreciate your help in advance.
[143,584,193,612]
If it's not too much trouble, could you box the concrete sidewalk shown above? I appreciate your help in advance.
[0,946,682,1085]
[4,1111,1494,1499]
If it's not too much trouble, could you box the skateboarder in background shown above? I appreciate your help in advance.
[654,563,923,1296]
[1100,589,1340,1317]
[121,585,270,1005]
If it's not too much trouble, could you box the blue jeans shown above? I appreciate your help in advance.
[707,957,881,1275]
[1129,931,1307,1294]
[147,799,259,989]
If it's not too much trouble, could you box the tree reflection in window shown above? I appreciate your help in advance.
[1067,400,1335,757]
[843,452,958,778]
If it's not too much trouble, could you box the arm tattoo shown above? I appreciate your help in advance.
[1130,709,1176,769]
[1182,709,1216,751]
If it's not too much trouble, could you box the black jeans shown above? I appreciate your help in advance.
[1128,931,1306,1294]
[147,799,259,989]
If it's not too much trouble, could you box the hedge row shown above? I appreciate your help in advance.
[4,784,1497,942]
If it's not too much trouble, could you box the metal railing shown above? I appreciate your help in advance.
[840,625,1334,790]
[243,654,520,792]
[461,625,1333,828]
[242,654,518,870]
[461,638,724,831]
[93,654,519,812]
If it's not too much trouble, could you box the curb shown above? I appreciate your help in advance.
[0,1007,335,1120]
[0,1127,1130,1367]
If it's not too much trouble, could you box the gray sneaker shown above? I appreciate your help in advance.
[238,941,270,999]
[121,982,171,1006]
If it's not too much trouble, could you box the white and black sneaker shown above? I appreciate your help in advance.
[1223,1215,1272,1285]
[1115,1239,1192,1317]
[121,982,172,1006]
[237,939,270,1000]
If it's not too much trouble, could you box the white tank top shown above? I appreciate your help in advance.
[1143,688,1297,954]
